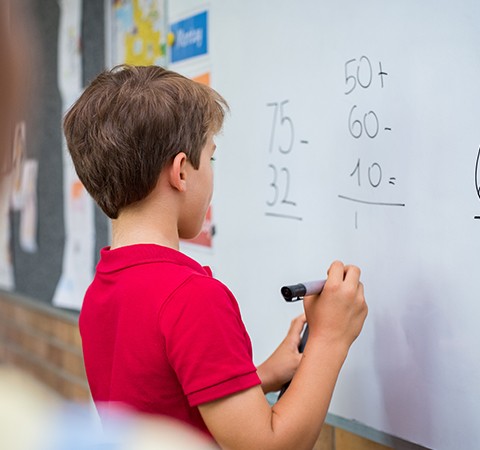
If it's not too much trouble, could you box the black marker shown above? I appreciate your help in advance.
[281,279,327,302]
[277,279,327,400]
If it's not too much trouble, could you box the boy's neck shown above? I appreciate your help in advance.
[110,203,180,251]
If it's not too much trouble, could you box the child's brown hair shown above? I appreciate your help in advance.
[64,65,228,219]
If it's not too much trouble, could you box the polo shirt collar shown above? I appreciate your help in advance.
[97,244,211,276]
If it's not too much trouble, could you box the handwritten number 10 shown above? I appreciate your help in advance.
[350,158,382,188]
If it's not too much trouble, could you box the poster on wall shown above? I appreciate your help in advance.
[0,172,14,290]
[15,159,39,254]
[53,0,95,310]
[108,0,167,67]
[10,122,39,254]
[0,121,27,290]
[170,9,208,64]
[0,118,41,289]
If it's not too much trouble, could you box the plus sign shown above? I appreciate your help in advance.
[378,61,388,88]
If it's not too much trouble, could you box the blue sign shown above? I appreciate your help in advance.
[170,11,208,63]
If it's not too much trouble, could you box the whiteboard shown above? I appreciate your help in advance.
[171,1,480,449]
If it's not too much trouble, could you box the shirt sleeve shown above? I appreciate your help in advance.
[158,275,261,406]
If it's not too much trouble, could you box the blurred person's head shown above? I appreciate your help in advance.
[0,1,31,175]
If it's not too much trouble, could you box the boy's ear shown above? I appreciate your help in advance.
[168,152,188,192]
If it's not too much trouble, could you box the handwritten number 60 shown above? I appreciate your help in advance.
[348,105,379,139]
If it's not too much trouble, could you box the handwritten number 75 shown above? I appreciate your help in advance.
[267,100,294,154]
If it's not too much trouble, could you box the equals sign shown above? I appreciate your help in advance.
[389,177,396,185]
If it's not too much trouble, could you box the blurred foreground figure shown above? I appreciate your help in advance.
[0,368,217,450]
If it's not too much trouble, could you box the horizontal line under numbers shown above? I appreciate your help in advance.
[265,212,303,220]
[338,194,405,207]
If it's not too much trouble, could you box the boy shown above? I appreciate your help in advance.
[65,65,367,450]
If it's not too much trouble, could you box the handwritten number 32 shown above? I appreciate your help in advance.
[267,164,296,207]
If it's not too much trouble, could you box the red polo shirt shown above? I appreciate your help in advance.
[79,244,261,435]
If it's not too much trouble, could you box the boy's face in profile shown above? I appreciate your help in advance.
[179,135,216,239]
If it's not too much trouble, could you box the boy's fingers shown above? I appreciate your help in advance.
[344,265,361,284]
[357,281,364,296]
[288,314,306,336]
[326,260,345,282]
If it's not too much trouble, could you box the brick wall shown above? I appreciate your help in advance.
[315,425,394,450]
[0,292,392,450]
[0,292,89,401]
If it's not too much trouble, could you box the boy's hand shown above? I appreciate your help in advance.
[199,264,367,450]
[256,314,306,393]
[303,261,367,350]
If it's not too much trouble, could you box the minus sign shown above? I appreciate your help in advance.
[475,216,480,219]
[300,140,309,144]
[384,127,392,131]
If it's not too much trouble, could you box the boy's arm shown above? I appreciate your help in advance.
[198,261,367,450]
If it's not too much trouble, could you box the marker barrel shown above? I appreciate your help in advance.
[281,279,326,301]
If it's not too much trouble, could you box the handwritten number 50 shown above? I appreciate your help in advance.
[345,56,373,95]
